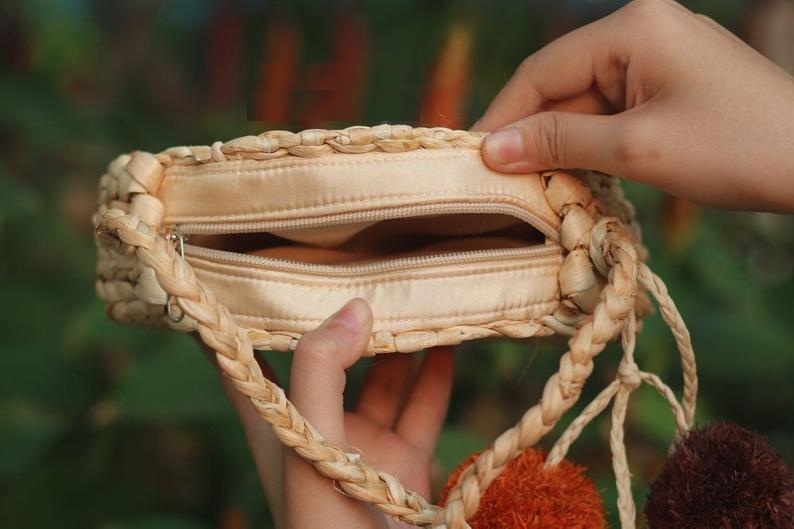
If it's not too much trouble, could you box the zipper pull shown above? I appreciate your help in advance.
[166,226,189,256]
[164,229,188,323]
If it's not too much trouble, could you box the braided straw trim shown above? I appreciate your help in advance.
[94,126,696,528]
[158,125,484,166]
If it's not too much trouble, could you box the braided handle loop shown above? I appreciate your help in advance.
[97,210,444,525]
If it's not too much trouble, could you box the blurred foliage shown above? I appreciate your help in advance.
[0,0,792,528]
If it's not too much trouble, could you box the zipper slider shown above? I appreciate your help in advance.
[166,228,189,258]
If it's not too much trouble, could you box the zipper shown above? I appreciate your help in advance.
[183,243,561,276]
[171,202,561,276]
[173,202,558,240]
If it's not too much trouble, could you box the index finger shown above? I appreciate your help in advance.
[396,346,455,456]
[473,11,626,132]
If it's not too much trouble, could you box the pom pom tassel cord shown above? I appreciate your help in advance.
[438,233,698,529]
[543,263,699,529]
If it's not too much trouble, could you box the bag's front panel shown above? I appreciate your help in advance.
[185,245,563,336]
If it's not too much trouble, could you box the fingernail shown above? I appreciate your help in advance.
[484,128,524,165]
[329,298,369,332]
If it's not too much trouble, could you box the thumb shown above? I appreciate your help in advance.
[290,297,373,448]
[481,111,622,174]
[286,298,387,528]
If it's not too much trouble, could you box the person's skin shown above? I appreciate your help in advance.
[206,1,794,528]
[204,298,454,529]
[473,0,794,213]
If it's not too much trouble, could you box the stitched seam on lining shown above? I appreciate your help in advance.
[229,301,560,324]
[189,260,562,287]
[163,192,550,222]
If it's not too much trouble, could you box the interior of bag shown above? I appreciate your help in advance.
[187,213,548,265]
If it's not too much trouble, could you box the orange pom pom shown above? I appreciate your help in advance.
[439,448,605,529]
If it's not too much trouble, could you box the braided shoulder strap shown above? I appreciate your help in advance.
[94,125,697,528]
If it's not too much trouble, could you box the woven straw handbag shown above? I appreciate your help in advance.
[93,125,697,529]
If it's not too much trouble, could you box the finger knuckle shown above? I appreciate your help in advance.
[515,54,537,78]
[625,0,683,40]
[613,119,661,168]
[625,0,667,18]
[695,12,724,34]
[535,113,568,168]
[695,13,715,25]
[295,332,343,364]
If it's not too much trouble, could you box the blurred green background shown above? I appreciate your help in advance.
[1,1,792,528]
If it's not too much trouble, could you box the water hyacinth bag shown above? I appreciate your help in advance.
[93,125,700,528]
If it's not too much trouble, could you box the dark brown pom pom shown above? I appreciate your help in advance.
[645,422,794,529]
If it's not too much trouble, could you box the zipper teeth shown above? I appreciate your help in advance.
[175,202,558,240]
[184,243,561,276]
[175,202,561,275]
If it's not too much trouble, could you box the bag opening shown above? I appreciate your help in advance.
[183,213,548,265]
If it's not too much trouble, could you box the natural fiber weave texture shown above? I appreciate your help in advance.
[93,125,698,529]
